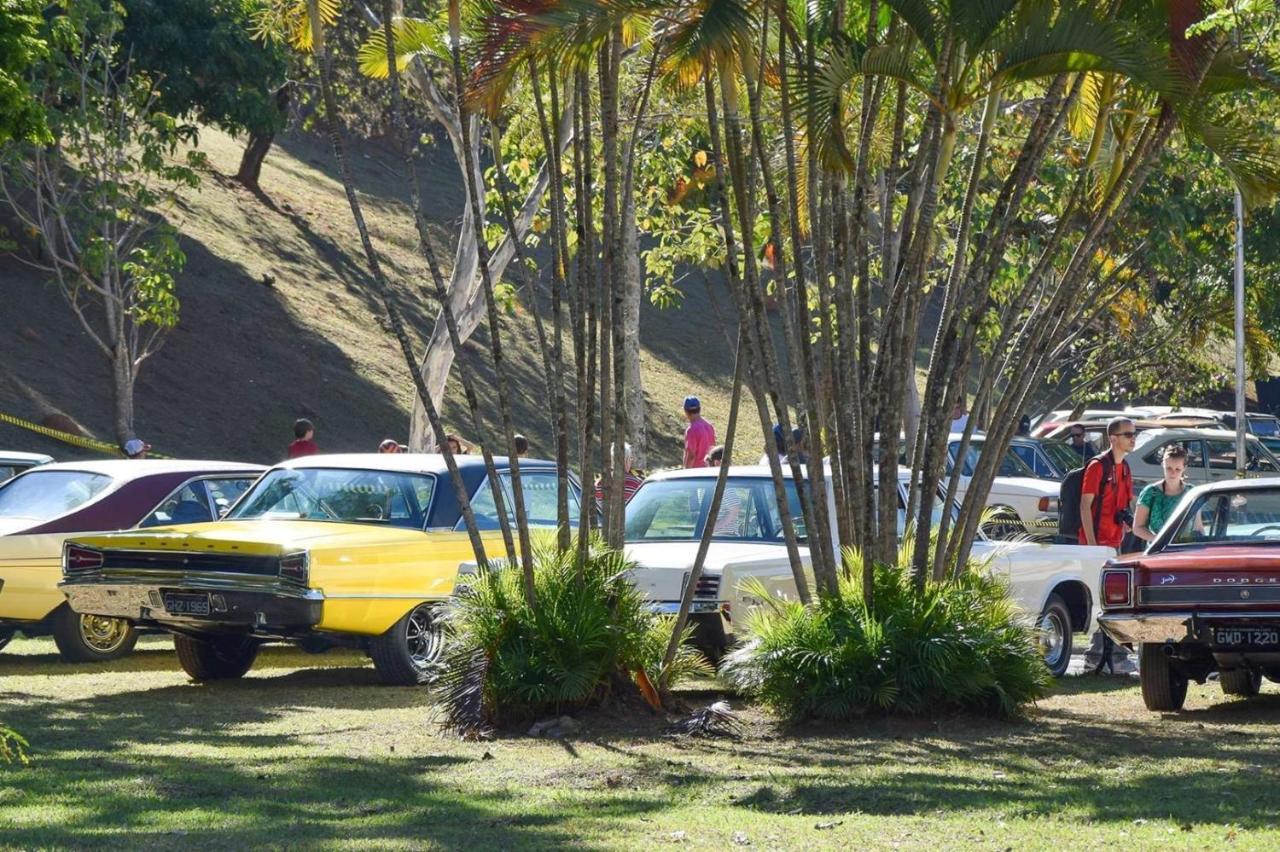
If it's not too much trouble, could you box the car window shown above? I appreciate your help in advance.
[1249,416,1280,438]
[459,471,581,531]
[206,477,254,516]
[1040,441,1083,476]
[948,441,1036,478]
[140,482,214,528]
[1143,440,1205,468]
[0,465,22,482]
[1172,489,1280,544]
[231,468,435,529]
[625,477,804,542]
[0,470,113,521]
[1206,439,1247,471]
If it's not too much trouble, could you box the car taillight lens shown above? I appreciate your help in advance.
[1102,569,1131,607]
[1038,497,1058,513]
[279,551,309,584]
[63,544,104,575]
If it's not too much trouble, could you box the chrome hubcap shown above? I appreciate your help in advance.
[79,615,129,653]
[1038,612,1066,667]
[405,605,443,671]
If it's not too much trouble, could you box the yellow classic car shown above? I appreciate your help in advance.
[60,454,581,684]
[0,459,263,661]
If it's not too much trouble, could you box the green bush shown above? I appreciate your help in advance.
[721,550,1050,720]
[439,536,711,734]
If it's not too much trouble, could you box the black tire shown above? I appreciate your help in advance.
[1220,667,1262,697]
[174,634,259,681]
[1139,643,1188,711]
[51,605,139,662]
[1036,595,1073,678]
[369,603,443,686]
[981,506,1024,540]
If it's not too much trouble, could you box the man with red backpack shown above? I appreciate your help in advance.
[1076,417,1138,674]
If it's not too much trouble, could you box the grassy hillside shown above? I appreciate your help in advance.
[0,128,761,468]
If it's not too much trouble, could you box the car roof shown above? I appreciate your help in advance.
[644,464,912,483]
[1135,427,1266,443]
[276,453,556,474]
[0,451,54,464]
[22,459,264,477]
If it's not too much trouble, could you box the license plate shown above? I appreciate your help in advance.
[1213,628,1280,648]
[163,592,211,616]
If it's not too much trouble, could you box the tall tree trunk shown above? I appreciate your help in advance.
[111,340,136,446]
[304,0,490,564]
[235,82,292,194]
[446,0,535,603]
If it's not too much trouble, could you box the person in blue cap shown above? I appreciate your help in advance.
[682,395,716,468]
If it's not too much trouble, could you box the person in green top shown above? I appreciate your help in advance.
[1133,444,1196,543]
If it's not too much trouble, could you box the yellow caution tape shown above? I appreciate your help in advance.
[0,410,169,458]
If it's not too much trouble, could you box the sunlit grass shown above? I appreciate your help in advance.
[3,635,1279,849]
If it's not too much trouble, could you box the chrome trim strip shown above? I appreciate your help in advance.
[324,594,445,600]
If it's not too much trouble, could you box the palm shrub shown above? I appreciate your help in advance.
[721,547,1050,720]
[1,725,28,765]
[438,535,711,735]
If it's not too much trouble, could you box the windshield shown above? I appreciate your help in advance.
[1249,416,1280,438]
[625,477,807,542]
[0,470,113,522]
[1039,441,1083,477]
[229,468,437,529]
[1167,487,1280,546]
[948,441,1038,478]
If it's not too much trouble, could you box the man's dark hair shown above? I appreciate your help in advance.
[514,434,529,455]
[293,418,314,438]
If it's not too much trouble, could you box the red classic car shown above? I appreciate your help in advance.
[1099,479,1280,711]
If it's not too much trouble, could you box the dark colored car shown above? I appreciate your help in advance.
[1099,480,1280,711]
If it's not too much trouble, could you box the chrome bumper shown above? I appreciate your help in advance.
[1099,611,1280,646]
[650,600,724,615]
[60,576,323,631]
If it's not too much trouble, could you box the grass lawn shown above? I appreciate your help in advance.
[2,636,1279,850]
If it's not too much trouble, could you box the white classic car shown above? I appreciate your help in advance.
[943,433,1063,539]
[623,465,1115,676]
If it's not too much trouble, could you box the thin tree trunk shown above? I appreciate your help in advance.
[304,0,489,564]
[445,0,535,603]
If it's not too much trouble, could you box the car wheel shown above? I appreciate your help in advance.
[1220,667,1262,697]
[51,605,139,663]
[369,603,443,686]
[1036,595,1073,678]
[981,506,1024,540]
[1139,643,1188,711]
[174,634,259,681]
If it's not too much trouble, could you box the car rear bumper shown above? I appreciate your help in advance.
[60,578,323,634]
[1099,611,1280,645]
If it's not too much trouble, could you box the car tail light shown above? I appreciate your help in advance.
[1102,569,1132,608]
[279,551,309,584]
[1038,497,1059,513]
[63,544,104,575]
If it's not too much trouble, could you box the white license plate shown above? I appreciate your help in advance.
[1213,628,1280,648]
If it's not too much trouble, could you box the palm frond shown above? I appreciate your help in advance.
[358,16,448,79]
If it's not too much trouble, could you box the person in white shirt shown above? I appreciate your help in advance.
[949,400,969,434]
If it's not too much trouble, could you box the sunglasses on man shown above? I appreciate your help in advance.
[1112,430,1137,438]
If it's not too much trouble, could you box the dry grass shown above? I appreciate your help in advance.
[3,635,1280,849]
[0,127,760,467]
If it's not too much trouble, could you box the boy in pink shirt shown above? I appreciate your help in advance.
[682,396,716,468]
